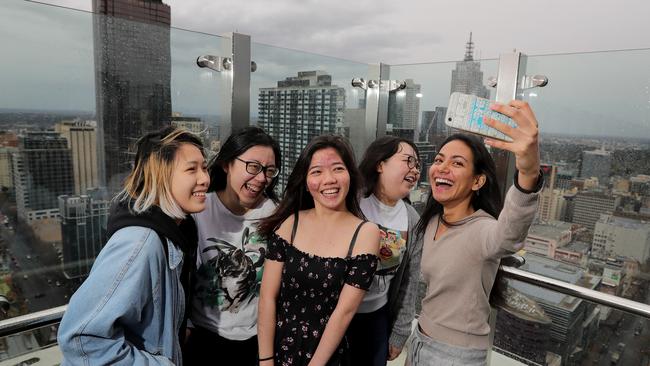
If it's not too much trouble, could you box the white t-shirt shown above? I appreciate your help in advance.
[190,192,276,340]
[358,194,409,313]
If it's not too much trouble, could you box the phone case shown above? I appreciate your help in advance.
[444,92,515,142]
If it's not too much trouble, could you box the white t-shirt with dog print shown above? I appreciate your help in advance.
[190,192,276,340]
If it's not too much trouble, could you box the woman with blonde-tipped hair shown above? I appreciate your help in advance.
[58,126,210,365]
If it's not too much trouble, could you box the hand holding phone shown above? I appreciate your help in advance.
[444,92,517,142]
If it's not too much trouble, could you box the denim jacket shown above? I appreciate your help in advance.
[58,226,185,365]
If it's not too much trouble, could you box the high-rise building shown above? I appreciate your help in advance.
[592,213,650,262]
[12,132,75,222]
[580,149,612,186]
[93,0,172,194]
[0,147,16,191]
[55,120,100,195]
[450,33,489,99]
[428,106,449,148]
[630,174,650,196]
[510,254,601,364]
[171,114,206,135]
[419,111,435,142]
[524,221,573,258]
[493,284,552,365]
[537,188,567,223]
[571,191,620,232]
[414,141,436,185]
[540,164,558,190]
[387,79,421,141]
[258,71,345,190]
[59,190,109,279]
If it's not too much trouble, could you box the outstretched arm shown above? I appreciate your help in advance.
[481,101,542,258]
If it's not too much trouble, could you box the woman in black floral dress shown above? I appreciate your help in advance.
[257,135,380,366]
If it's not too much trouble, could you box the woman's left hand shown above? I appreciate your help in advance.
[483,100,541,179]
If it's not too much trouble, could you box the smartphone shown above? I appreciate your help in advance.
[444,92,516,142]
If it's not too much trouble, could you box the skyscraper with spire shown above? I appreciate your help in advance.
[450,32,490,98]
[426,33,490,145]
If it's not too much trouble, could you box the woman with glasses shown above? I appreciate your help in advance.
[184,126,282,366]
[346,136,424,365]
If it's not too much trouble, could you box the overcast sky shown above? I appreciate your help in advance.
[2,0,649,138]
[34,0,650,63]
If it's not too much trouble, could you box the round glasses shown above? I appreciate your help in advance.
[404,155,421,170]
[236,157,279,178]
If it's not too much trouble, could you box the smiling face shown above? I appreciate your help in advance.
[222,145,276,212]
[429,139,485,210]
[170,143,210,215]
[376,142,420,202]
[306,147,350,212]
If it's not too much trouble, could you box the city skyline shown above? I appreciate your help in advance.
[1,1,650,138]
[33,0,650,65]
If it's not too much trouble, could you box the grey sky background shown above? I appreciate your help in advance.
[1,0,649,138]
[33,0,650,64]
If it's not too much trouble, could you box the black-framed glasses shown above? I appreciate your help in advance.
[403,155,421,170]
[236,157,279,178]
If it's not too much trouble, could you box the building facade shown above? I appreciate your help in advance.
[450,33,489,99]
[258,71,345,190]
[55,120,99,195]
[571,191,619,232]
[592,213,650,261]
[12,132,74,222]
[59,191,109,279]
[93,0,172,194]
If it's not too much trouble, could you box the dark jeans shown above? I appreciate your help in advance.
[346,304,390,366]
[182,326,258,366]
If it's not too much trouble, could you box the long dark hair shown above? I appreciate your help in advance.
[414,133,503,239]
[258,135,363,238]
[359,136,420,198]
[207,126,281,202]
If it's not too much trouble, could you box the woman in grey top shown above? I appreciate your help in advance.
[346,136,424,365]
[411,101,543,365]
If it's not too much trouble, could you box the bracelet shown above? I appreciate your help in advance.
[513,169,544,194]
[259,355,274,361]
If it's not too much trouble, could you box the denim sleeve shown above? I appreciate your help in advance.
[57,228,174,366]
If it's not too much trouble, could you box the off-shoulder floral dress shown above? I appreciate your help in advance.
[267,218,378,366]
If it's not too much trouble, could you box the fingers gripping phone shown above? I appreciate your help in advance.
[444,92,516,142]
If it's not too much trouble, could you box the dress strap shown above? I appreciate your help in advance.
[290,212,300,245]
[346,220,368,258]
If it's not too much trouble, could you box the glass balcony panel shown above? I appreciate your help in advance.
[251,42,371,192]
[491,277,650,365]
[0,323,61,364]
[522,50,650,308]
[0,0,229,331]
